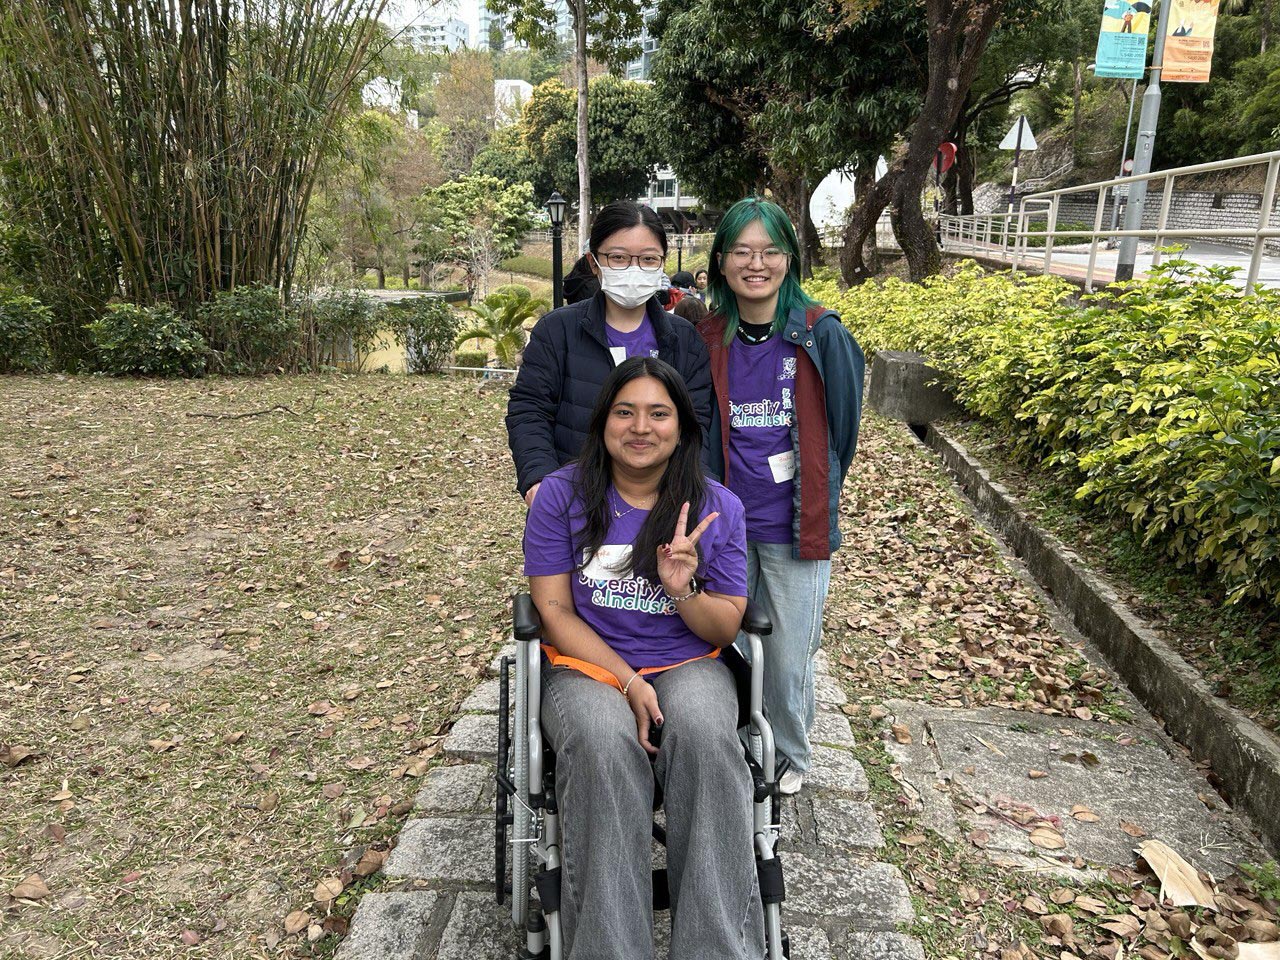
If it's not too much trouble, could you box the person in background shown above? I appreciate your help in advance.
[667,270,698,311]
[694,268,710,303]
[507,201,712,507]
[699,196,865,796]
[563,254,601,304]
[672,295,708,326]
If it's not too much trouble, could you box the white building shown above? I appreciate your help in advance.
[361,77,403,111]
[401,16,469,52]
[478,1,507,51]
[624,6,659,82]
[494,79,534,126]
[640,167,708,232]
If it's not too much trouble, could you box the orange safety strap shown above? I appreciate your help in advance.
[540,643,720,691]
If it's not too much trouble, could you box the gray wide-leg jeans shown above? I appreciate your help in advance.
[541,656,766,960]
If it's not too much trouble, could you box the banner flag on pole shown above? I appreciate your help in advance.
[1164,0,1221,83]
[1095,0,1150,79]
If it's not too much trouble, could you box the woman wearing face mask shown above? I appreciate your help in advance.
[507,201,712,506]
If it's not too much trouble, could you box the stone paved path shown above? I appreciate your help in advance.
[336,646,924,960]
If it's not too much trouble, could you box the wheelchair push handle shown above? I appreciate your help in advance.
[742,601,773,637]
[513,593,543,642]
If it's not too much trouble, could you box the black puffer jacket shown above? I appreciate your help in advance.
[506,292,712,496]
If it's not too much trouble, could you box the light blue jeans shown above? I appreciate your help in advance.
[739,540,832,774]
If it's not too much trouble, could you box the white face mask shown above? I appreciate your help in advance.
[597,263,664,309]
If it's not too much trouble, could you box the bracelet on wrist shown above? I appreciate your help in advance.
[665,577,699,603]
[622,672,640,698]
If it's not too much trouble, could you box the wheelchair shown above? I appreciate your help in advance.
[494,593,790,959]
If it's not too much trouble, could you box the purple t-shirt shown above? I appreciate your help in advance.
[727,335,797,544]
[522,465,748,671]
[605,316,659,366]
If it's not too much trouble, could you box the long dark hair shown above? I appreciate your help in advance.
[589,201,668,257]
[574,357,705,583]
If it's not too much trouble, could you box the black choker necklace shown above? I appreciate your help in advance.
[738,324,773,345]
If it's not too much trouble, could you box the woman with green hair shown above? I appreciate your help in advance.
[698,196,865,794]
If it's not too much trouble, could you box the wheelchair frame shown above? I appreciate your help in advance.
[495,593,788,959]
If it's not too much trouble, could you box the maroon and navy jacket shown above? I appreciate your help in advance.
[699,305,865,560]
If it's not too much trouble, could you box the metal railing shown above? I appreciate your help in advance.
[938,150,1280,294]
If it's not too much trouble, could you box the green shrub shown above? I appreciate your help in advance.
[454,350,488,369]
[0,289,53,373]
[198,284,298,373]
[389,297,461,374]
[812,259,1280,606]
[310,289,387,370]
[89,303,207,377]
[499,254,554,280]
[457,284,547,367]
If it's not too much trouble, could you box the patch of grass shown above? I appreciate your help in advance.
[499,254,553,280]
[0,375,525,958]
[942,416,1280,736]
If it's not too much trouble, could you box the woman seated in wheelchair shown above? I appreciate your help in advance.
[523,355,766,959]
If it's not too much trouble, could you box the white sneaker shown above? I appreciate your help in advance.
[778,770,804,795]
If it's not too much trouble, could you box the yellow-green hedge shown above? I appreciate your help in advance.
[807,260,1280,606]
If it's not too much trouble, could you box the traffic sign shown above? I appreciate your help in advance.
[999,116,1038,151]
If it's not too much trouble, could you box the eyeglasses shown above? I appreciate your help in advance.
[725,246,788,268]
[597,252,665,269]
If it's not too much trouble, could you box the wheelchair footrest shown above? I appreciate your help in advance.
[757,854,785,905]
[533,867,561,916]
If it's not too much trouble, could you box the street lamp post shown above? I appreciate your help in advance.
[675,234,684,272]
[547,191,567,309]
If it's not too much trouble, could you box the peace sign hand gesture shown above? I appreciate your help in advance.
[657,501,718,597]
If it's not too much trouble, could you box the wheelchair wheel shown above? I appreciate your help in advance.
[510,642,532,927]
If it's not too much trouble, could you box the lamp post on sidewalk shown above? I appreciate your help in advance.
[547,191,567,309]
[675,234,684,272]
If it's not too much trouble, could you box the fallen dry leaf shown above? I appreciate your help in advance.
[180,929,200,946]
[284,910,310,935]
[1050,887,1076,905]
[1100,913,1142,938]
[1075,895,1108,915]
[1030,825,1067,850]
[1138,840,1217,909]
[1028,769,1049,779]
[313,877,343,904]
[1071,804,1100,823]
[1023,895,1049,915]
[11,874,51,899]
[1040,914,1074,938]
[891,723,912,744]
[148,739,177,753]
[0,744,38,768]
[1120,820,1147,838]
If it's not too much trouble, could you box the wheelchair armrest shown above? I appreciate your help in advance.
[513,592,543,642]
[742,600,773,637]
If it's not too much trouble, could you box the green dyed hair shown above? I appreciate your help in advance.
[706,196,817,344]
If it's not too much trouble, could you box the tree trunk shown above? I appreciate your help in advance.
[839,167,894,285]
[573,0,590,253]
[771,171,820,277]
[840,0,1005,283]
[376,265,386,289]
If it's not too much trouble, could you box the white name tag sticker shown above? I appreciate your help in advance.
[582,544,633,581]
[768,450,795,483]
[609,346,627,366]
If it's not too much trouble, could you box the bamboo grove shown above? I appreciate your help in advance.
[0,1,388,363]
